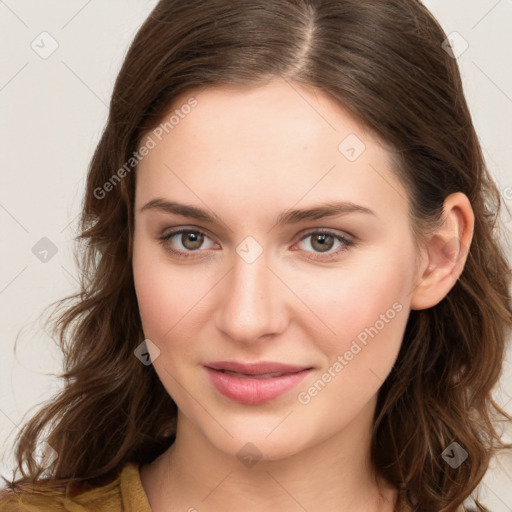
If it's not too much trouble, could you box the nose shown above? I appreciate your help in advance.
[214,249,288,344]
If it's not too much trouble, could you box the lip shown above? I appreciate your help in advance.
[205,360,310,375]
[204,361,313,405]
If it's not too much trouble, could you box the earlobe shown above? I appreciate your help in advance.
[410,192,474,311]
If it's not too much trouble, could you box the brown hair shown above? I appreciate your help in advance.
[3,1,511,511]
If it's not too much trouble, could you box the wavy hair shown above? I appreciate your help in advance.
[3,1,511,511]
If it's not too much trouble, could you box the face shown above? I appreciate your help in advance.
[132,78,420,461]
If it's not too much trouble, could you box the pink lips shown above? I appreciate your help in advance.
[204,361,312,405]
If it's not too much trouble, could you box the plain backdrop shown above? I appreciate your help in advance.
[0,0,511,509]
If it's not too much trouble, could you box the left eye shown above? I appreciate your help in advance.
[297,230,353,257]
[159,228,353,259]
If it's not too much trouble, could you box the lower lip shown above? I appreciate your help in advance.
[204,367,312,405]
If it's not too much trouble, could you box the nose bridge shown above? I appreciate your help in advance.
[215,245,285,342]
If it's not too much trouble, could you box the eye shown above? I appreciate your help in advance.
[159,228,218,258]
[295,229,354,260]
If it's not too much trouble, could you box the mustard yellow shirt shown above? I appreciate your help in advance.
[1,464,474,511]
[0,463,151,512]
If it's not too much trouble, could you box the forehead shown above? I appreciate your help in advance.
[164,79,369,154]
[135,79,409,223]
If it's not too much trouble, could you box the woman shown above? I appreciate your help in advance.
[1,0,510,511]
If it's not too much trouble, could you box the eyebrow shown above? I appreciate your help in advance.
[140,198,376,226]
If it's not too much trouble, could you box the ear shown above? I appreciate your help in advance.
[410,192,475,311]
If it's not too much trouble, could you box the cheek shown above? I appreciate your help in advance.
[292,256,411,420]
[290,245,414,353]
[132,237,189,340]
[134,263,201,343]
[133,236,208,341]
[132,244,206,400]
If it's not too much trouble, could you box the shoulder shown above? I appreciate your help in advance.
[0,463,151,512]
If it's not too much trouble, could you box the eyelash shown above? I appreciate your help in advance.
[159,227,355,261]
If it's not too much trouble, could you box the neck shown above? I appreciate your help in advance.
[141,400,398,512]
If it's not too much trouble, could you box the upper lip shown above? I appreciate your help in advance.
[204,361,311,375]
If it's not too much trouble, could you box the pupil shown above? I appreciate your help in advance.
[183,232,203,249]
[313,234,333,252]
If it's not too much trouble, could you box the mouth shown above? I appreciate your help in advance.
[214,369,296,379]
[204,361,313,405]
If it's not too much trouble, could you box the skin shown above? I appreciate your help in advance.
[132,78,474,512]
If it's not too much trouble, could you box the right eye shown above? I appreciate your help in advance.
[159,227,219,259]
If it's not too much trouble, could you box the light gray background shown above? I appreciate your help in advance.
[0,0,511,509]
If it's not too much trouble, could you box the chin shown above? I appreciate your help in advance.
[198,414,318,464]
